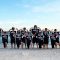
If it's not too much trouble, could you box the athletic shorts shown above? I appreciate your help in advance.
[44,37,49,44]
[32,37,38,43]
[56,38,59,43]
[11,38,15,44]
[16,38,21,45]
[21,37,26,43]
[2,39,8,44]
[51,39,56,45]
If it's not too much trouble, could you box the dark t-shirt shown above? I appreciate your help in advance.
[10,31,16,38]
[32,29,39,36]
[2,35,8,43]
[43,31,49,38]
[16,34,21,40]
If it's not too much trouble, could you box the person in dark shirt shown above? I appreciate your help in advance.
[26,31,31,49]
[54,29,59,48]
[16,30,21,49]
[2,31,8,48]
[43,28,49,48]
[30,25,40,48]
[50,33,56,48]
[21,27,27,48]
[38,32,44,48]
[10,27,16,48]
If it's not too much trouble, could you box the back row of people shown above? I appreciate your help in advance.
[0,25,60,49]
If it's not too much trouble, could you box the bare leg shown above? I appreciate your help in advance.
[21,42,23,49]
[11,43,13,48]
[36,43,38,48]
[14,43,16,48]
[30,42,32,48]
[46,44,48,49]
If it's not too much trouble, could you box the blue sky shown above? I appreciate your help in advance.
[0,0,60,31]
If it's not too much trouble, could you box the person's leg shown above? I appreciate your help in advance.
[36,39,39,48]
[59,42,60,48]
[51,40,54,48]
[52,41,54,48]
[21,42,24,49]
[14,42,16,48]
[52,44,54,48]
[44,39,46,48]
[11,43,13,48]
[41,41,44,48]
[39,42,41,48]
[30,41,32,48]
[5,42,7,48]
[46,44,48,49]
[3,43,5,48]
[11,39,13,48]
[27,41,29,49]
[24,38,27,48]
[32,38,35,48]
[17,43,20,49]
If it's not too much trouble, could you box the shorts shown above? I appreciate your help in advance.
[16,38,21,45]
[51,39,56,45]
[56,38,59,43]
[32,37,38,43]
[2,39,8,44]
[11,38,15,44]
[27,39,31,45]
[21,37,26,43]
[44,37,49,44]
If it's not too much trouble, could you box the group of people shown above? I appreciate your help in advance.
[0,25,60,49]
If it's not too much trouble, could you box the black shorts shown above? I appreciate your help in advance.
[44,38,49,44]
[16,39,21,45]
[11,38,15,44]
[21,37,26,43]
[2,40,8,44]
[51,39,56,45]
[56,38,59,43]
[27,39,31,45]
[32,37,38,43]
[38,39,43,45]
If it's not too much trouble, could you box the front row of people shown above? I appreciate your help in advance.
[1,30,60,49]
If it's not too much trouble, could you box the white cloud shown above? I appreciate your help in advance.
[32,1,60,13]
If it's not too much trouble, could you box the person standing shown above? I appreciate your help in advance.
[2,31,8,48]
[30,25,41,48]
[21,27,27,48]
[9,27,16,48]
[54,29,59,48]
[26,31,31,49]
[50,33,56,48]
[16,30,21,49]
[38,32,44,48]
[43,28,49,48]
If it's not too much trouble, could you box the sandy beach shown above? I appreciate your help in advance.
[0,48,60,60]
